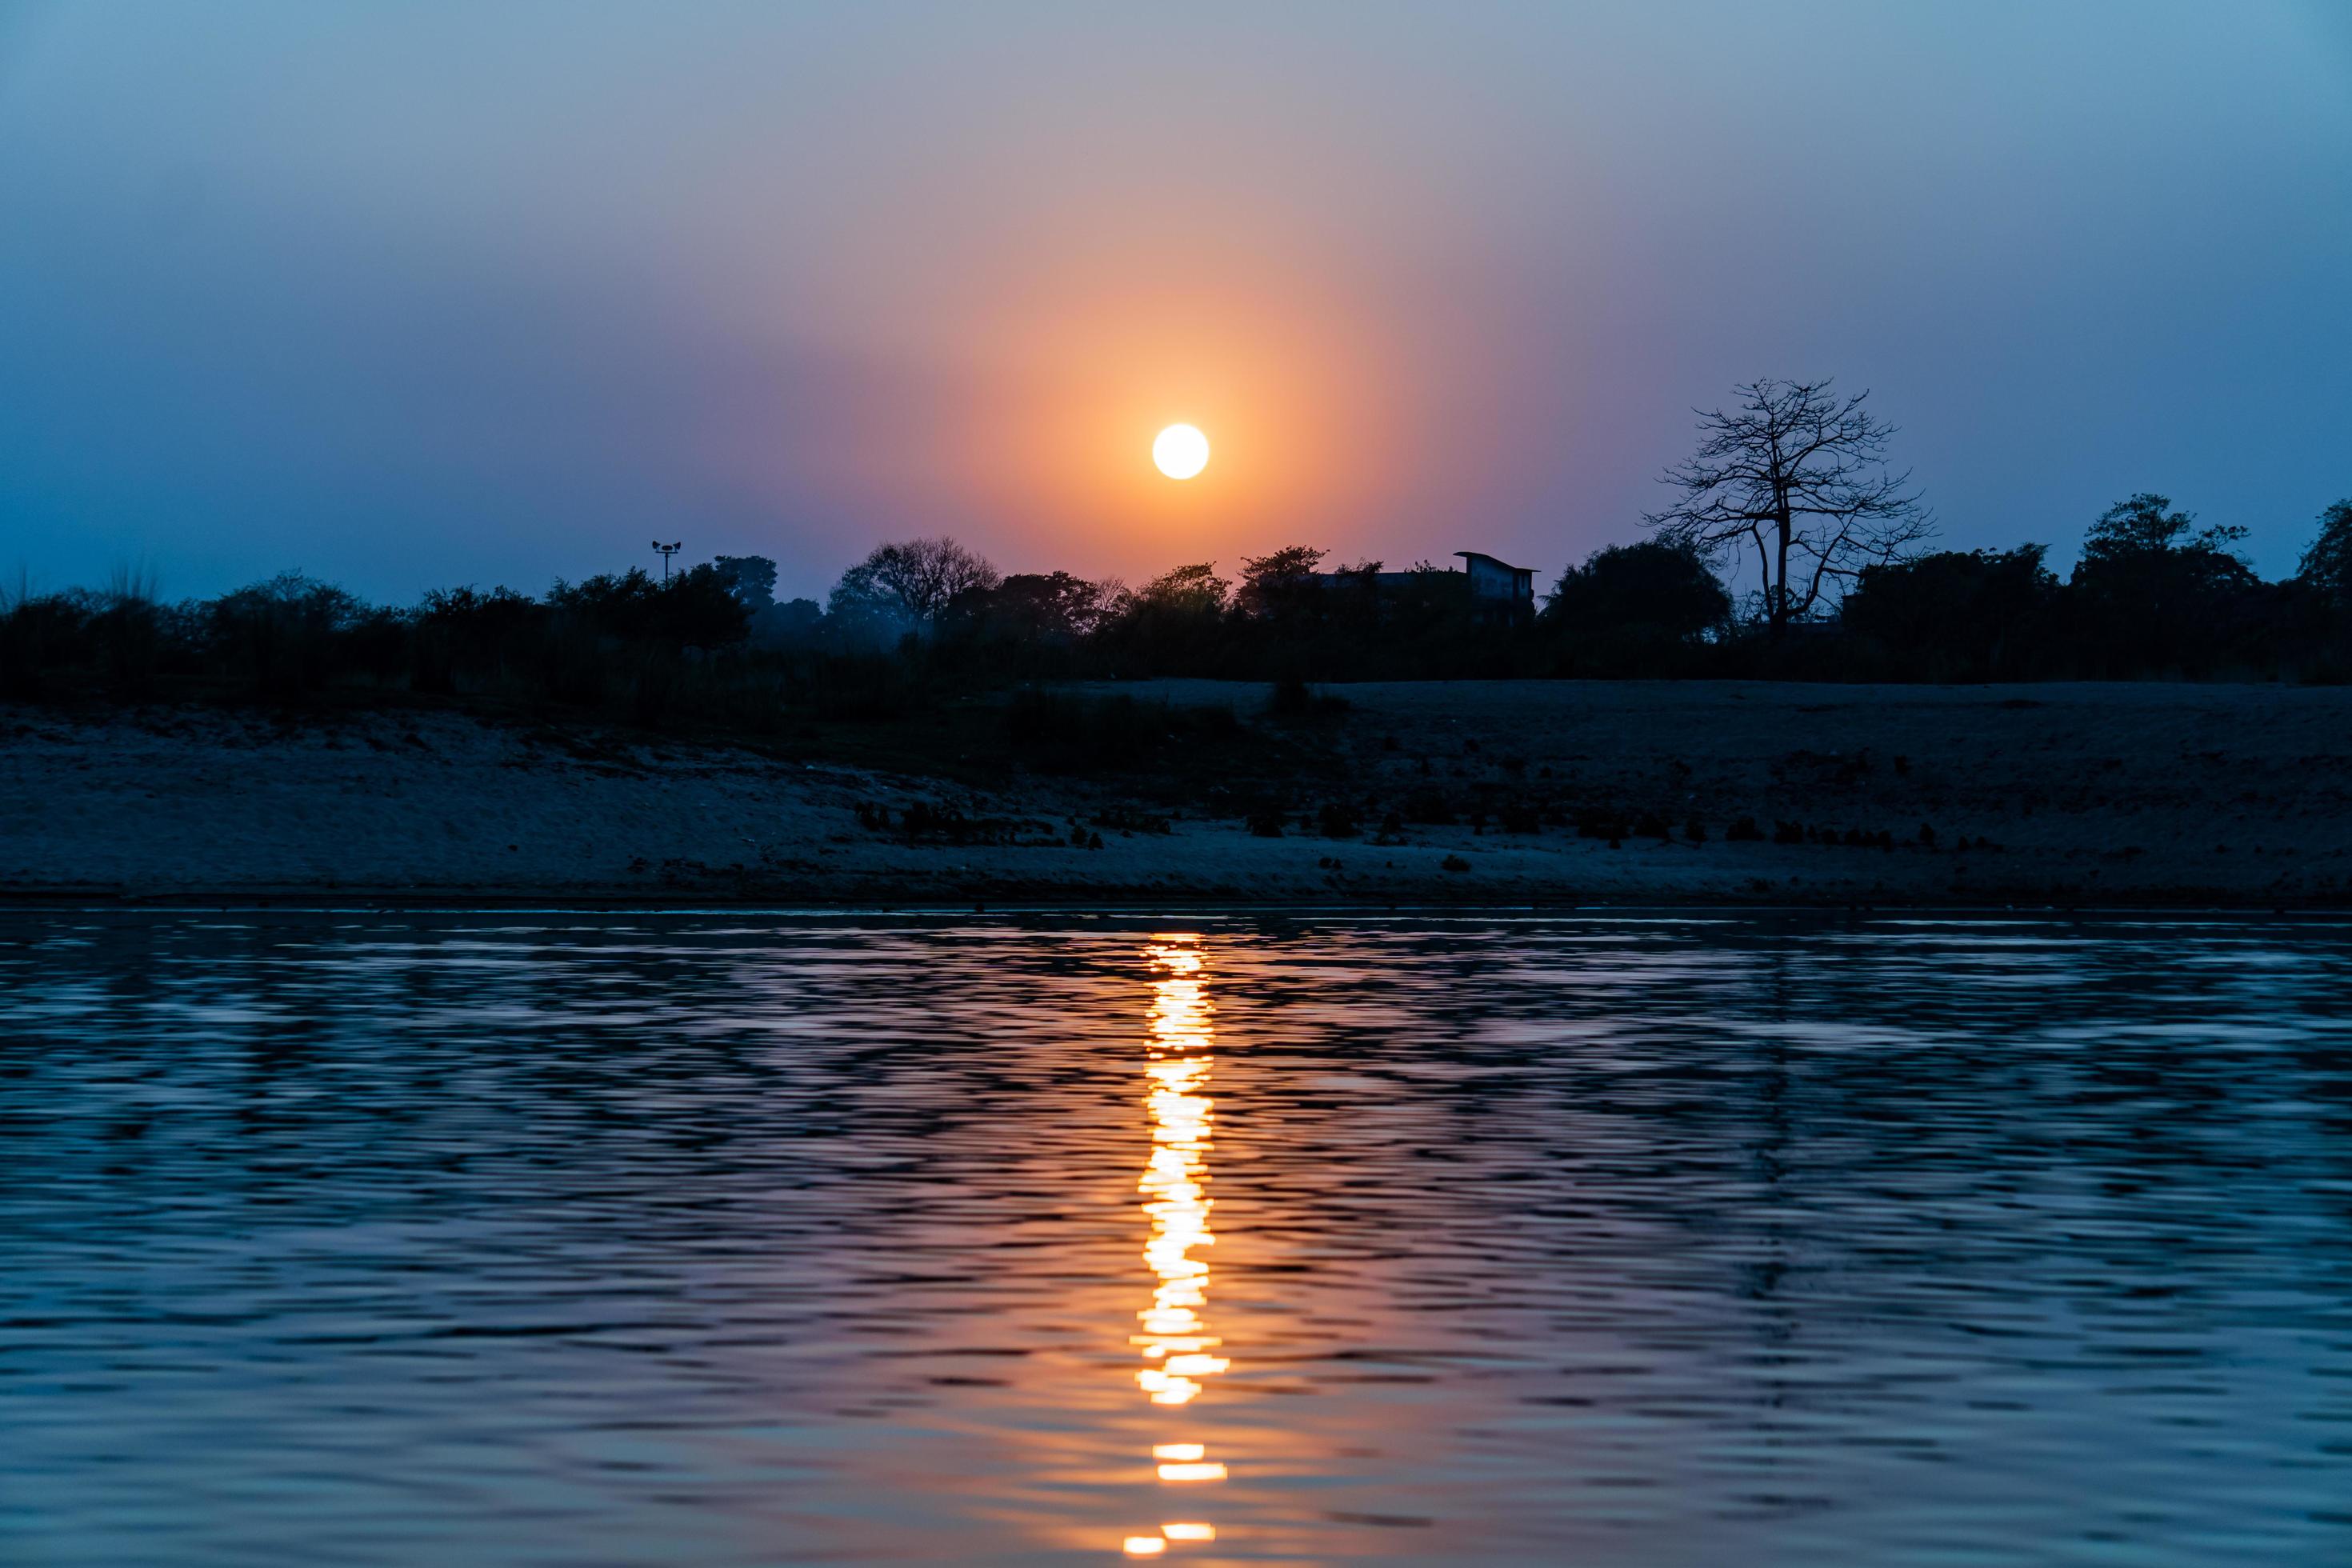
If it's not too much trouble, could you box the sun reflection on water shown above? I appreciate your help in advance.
[1123,937,1226,1556]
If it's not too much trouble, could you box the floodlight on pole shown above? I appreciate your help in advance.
[652,540,683,581]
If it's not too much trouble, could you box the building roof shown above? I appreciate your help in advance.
[1455,550,1536,576]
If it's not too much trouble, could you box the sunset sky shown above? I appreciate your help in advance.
[3,2,2349,602]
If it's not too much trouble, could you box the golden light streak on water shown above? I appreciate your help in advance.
[1154,1462,1228,1483]
[1122,936,1227,1554]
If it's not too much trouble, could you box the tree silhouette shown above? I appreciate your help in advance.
[1237,545,1329,619]
[1132,562,1230,617]
[961,572,1114,640]
[829,537,1001,633]
[1645,378,1932,635]
[2295,498,2352,601]
[1842,546,2059,680]
[711,554,778,610]
[2070,494,2259,675]
[2081,492,2246,562]
[1543,541,1730,641]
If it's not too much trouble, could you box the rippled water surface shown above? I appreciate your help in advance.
[5,912,2351,1566]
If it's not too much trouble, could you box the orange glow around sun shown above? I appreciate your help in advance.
[717,180,1440,584]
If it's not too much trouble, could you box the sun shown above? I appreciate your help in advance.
[1152,424,1210,480]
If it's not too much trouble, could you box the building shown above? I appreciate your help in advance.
[1454,552,1537,619]
[1294,552,1540,623]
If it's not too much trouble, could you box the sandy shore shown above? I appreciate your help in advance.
[4,681,2348,906]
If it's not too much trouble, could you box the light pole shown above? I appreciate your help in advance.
[652,540,682,581]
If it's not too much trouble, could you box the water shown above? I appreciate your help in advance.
[4,912,2350,1566]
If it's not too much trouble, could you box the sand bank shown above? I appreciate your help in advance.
[3,681,2347,906]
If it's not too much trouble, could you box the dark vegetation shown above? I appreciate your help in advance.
[10,484,2347,735]
[7,370,2347,734]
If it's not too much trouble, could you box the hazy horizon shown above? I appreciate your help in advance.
[4,1,2349,604]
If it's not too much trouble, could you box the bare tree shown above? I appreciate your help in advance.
[1644,378,1932,635]
[829,537,1002,630]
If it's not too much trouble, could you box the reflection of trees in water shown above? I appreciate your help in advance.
[13,914,2351,1290]
[1173,918,2352,1435]
[2,914,2350,1555]
[5,920,1165,1258]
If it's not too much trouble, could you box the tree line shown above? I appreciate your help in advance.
[5,377,2349,721]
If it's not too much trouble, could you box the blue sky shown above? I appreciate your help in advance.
[2,2,2348,602]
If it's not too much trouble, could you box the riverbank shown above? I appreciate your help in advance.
[5,681,2348,906]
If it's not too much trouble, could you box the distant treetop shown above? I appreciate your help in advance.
[2080,493,2247,564]
[2296,499,2352,600]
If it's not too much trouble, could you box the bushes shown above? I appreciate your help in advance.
[206,573,363,697]
[1002,686,1085,747]
[807,654,920,721]
[1575,806,1626,840]
[1402,786,1456,824]
[92,566,166,698]
[627,651,680,728]
[1542,542,1729,675]
[1838,497,2350,681]
[2,593,82,701]
[1,575,196,701]
[1842,548,2059,681]
[1094,806,1173,835]
[1005,689,1240,771]
[1497,803,1542,834]
[1267,674,1351,718]
[0,564,787,726]
[547,565,750,650]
